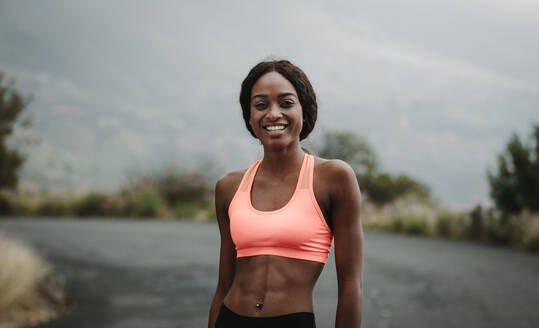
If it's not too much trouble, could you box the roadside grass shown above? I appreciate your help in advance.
[506,211,539,253]
[434,212,467,239]
[1,176,216,221]
[362,196,539,254]
[3,186,538,254]
[0,232,70,327]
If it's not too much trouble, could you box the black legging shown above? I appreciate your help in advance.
[215,303,316,328]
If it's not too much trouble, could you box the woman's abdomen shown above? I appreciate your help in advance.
[223,255,324,317]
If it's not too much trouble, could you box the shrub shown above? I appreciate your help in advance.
[0,193,13,215]
[100,195,127,216]
[126,185,165,218]
[206,199,217,220]
[402,216,428,235]
[5,194,34,216]
[0,233,49,311]
[388,217,404,232]
[435,212,467,239]
[435,213,454,237]
[524,233,539,253]
[73,192,106,216]
[0,232,69,326]
[508,211,539,253]
[34,197,72,217]
[358,173,430,206]
[451,215,469,240]
[174,201,204,219]
[484,215,514,245]
[156,172,211,205]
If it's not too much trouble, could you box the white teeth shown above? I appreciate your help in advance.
[265,125,286,131]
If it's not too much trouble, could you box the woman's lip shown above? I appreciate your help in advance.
[264,125,287,137]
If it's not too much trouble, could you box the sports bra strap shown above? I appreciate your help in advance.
[238,161,258,192]
[299,154,313,190]
[238,153,313,193]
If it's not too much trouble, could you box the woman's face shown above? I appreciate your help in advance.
[249,71,303,150]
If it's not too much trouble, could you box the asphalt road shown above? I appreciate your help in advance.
[0,218,537,328]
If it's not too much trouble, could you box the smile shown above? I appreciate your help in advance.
[264,124,288,131]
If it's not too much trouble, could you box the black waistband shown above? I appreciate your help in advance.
[215,303,316,328]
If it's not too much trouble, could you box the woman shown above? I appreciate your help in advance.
[208,59,363,328]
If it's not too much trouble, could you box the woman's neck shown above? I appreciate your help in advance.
[260,144,306,176]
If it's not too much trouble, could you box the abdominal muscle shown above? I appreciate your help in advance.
[223,254,325,317]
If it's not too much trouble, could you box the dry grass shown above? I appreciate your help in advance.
[0,232,70,327]
[510,211,539,253]
[362,195,451,233]
[362,196,539,255]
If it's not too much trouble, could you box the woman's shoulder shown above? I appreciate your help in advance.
[312,155,356,179]
[215,168,249,200]
[312,155,359,192]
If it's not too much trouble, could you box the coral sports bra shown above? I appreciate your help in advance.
[228,153,333,264]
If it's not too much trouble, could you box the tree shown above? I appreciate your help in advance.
[313,130,430,205]
[0,73,32,191]
[315,130,378,175]
[357,172,430,205]
[488,124,539,214]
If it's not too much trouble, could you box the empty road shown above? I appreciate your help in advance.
[0,218,537,328]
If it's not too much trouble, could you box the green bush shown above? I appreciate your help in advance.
[435,213,453,237]
[383,216,429,235]
[452,215,469,240]
[126,185,165,218]
[174,201,203,219]
[373,221,388,231]
[524,233,539,253]
[206,199,217,220]
[358,173,430,205]
[100,195,127,216]
[388,217,404,232]
[156,172,211,204]
[73,192,106,216]
[434,212,468,238]
[0,194,13,215]
[35,197,72,216]
[402,216,428,235]
[484,215,514,245]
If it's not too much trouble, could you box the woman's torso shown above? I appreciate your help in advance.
[222,154,334,317]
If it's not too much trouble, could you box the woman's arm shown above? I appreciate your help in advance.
[208,174,238,328]
[329,160,364,328]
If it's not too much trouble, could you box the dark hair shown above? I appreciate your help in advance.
[239,60,317,141]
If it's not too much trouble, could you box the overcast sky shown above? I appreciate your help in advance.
[1,0,538,209]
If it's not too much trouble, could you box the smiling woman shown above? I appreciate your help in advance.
[208,59,364,328]
[247,71,304,149]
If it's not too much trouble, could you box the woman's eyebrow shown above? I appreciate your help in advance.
[251,92,297,100]
[278,92,297,98]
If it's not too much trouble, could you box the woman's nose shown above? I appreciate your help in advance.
[267,103,282,120]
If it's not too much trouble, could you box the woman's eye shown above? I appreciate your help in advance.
[281,100,295,107]
[254,103,266,109]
